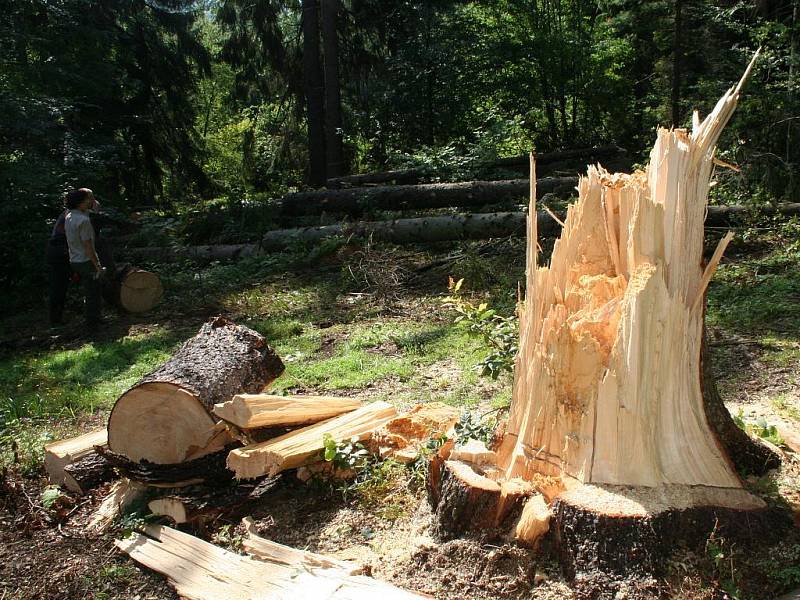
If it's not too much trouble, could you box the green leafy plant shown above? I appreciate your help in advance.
[705,529,741,600]
[442,277,517,379]
[732,409,785,447]
[323,434,371,471]
[453,411,495,445]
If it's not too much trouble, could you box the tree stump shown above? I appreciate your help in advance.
[107,317,284,464]
[428,56,787,581]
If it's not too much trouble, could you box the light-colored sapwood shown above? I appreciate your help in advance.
[213,394,362,429]
[119,269,163,313]
[227,401,397,479]
[89,478,146,533]
[116,524,430,599]
[44,428,107,491]
[496,56,760,490]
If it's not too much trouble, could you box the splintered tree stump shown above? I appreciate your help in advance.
[108,317,284,464]
[428,56,786,582]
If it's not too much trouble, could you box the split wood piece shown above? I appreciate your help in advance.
[449,439,497,467]
[62,451,114,494]
[369,402,460,463]
[428,459,532,539]
[513,494,551,547]
[227,401,397,479]
[278,177,578,217]
[98,446,233,485]
[550,483,784,582]
[499,55,766,490]
[89,478,146,533]
[148,477,281,525]
[213,394,361,429]
[116,524,431,599]
[44,428,108,492]
[108,316,284,464]
[241,517,360,573]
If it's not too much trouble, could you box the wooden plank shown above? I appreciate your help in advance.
[213,394,362,429]
[227,401,397,479]
[116,524,430,599]
[89,479,146,533]
[44,428,107,489]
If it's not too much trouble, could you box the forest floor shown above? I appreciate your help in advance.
[1,225,799,600]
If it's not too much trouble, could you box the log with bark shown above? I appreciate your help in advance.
[107,317,284,465]
[45,428,112,494]
[116,202,800,264]
[427,56,786,581]
[324,146,627,189]
[278,176,578,217]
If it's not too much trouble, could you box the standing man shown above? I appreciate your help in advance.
[64,188,105,331]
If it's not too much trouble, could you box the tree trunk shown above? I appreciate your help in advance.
[278,177,578,216]
[321,0,344,178]
[114,202,800,262]
[103,265,163,313]
[302,0,327,186]
[107,316,284,464]
[429,58,783,581]
[62,452,114,494]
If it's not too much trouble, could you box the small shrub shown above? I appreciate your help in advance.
[442,277,517,378]
[453,411,495,445]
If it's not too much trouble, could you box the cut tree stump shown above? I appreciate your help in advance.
[116,524,431,599]
[213,394,361,429]
[44,428,109,493]
[227,401,397,479]
[107,317,284,464]
[428,55,787,581]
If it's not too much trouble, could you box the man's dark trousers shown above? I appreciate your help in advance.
[70,261,102,327]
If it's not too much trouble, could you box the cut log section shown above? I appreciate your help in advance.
[147,477,281,525]
[116,524,431,599]
[44,428,109,492]
[107,317,284,464]
[368,402,460,463]
[227,401,397,479]
[118,268,163,313]
[213,394,361,429]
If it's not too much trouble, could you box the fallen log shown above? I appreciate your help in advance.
[213,394,362,430]
[428,57,786,582]
[116,524,430,599]
[147,476,281,525]
[107,316,284,464]
[115,203,800,263]
[44,428,110,493]
[278,177,578,217]
[227,401,397,479]
[324,146,626,188]
[103,265,163,313]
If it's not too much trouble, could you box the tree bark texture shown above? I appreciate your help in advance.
[303,0,327,186]
[98,447,234,485]
[129,316,283,414]
[278,177,578,217]
[321,0,344,178]
[62,451,114,494]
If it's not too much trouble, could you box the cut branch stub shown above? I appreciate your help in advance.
[108,317,284,464]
